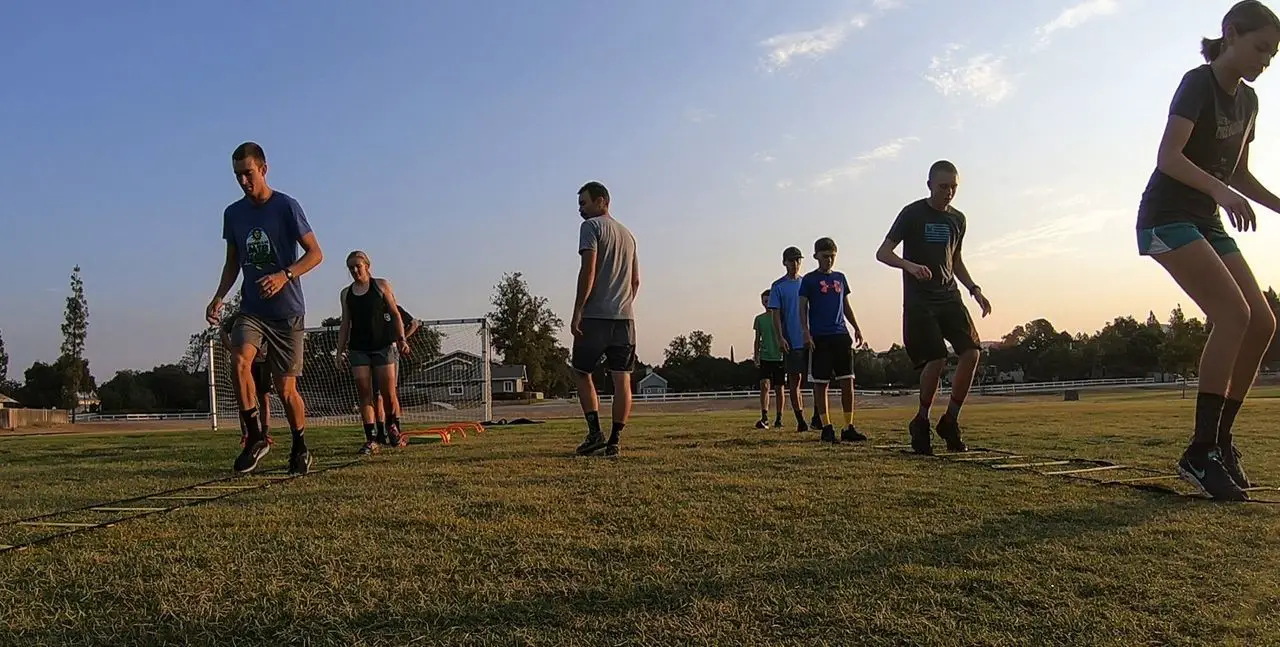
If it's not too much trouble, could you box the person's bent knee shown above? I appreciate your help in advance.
[1249,304,1277,339]
[1214,298,1252,337]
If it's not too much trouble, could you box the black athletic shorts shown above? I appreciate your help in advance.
[810,333,854,383]
[572,318,637,373]
[251,361,273,394]
[758,360,784,384]
[903,299,981,369]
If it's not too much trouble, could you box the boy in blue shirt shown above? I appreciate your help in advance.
[799,237,866,444]
[767,246,812,432]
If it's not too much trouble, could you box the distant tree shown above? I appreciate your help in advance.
[485,272,573,397]
[59,266,92,413]
[663,330,714,369]
[182,292,242,372]
[0,327,8,385]
[320,316,341,327]
[1161,304,1208,381]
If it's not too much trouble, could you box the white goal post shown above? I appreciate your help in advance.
[207,318,493,432]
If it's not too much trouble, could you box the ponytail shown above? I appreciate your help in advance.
[1201,36,1225,62]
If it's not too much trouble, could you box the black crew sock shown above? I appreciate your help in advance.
[375,420,386,438]
[585,411,601,435]
[363,423,376,442]
[944,397,963,420]
[240,409,261,439]
[793,408,804,424]
[388,414,400,431]
[608,421,625,445]
[1192,392,1226,450]
[1219,398,1244,448]
[760,408,768,420]
[291,427,307,451]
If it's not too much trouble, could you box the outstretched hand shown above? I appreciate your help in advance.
[973,290,993,317]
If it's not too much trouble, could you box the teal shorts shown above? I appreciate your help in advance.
[1137,221,1239,257]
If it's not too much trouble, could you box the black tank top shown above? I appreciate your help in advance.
[346,280,393,351]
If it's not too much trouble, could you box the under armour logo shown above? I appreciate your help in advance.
[819,281,843,294]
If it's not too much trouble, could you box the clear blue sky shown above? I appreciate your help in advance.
[2,0,1278,381]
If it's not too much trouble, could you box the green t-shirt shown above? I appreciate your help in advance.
[754,312,783,362]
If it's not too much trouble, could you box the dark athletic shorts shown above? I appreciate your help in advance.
[349,346,398,368]
[758,360,784,384]
[903,300,981,369]
[231,313,306,378]
[572,318,637,373]
[810,333,854,383]
[783,348,809,376]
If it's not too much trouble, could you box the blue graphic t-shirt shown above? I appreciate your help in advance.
[222,191,313,320]
[799,270,850,337]
[767,275,804,349]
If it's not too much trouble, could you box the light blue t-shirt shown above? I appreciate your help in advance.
[222,191,313,320]
[767,275,804,348]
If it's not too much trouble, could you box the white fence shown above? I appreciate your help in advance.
[67,376,1196,422]
[603,376,1194,403]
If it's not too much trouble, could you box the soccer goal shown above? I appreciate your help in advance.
[207,318,493,432]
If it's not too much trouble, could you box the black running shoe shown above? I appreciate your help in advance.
[841,426,867,442]
[1177,446,1248,501]
[820,425,837,444]
[576,431,608,456]
[909,416,933,456]
[755,418,769,430]
[359,440,381,456]
[288,446,313,476]
[935,415,968,453]
[1220,443,1252,489]
[234,435,272,473]
[604,443,620,459]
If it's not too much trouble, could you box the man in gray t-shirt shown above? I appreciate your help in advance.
[571,181,640,459]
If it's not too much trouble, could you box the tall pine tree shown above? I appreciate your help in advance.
[60,265,90,414]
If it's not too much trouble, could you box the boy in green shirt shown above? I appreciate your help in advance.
[754,289,786,429]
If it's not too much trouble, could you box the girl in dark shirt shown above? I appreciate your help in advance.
[1135,1,1280,501]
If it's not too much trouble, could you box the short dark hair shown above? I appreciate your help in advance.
[578,181,610,203]
[814,237,837,254]
[928,160,958,180]
[761,289,771,298]
[232,142,266,164]
[1203,1,1280,62]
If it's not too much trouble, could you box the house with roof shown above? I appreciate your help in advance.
[637,368,669,395]
[404,350,528,402]
[0,394,20,409]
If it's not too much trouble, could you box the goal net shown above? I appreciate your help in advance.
[208,318,493,432]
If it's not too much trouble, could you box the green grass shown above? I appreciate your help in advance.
[2,391,1280,646]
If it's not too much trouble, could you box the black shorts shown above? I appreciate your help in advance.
[810,333,854,383]
[903,299,981,369]
[251,362,273,394]
[783,348,808,376]
[571,318,637,373]
[758,360,784,384]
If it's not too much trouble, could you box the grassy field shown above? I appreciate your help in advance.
[2,390,1280,646]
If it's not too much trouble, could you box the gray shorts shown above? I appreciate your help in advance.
[231,314,305,378]
[349,346,398,368]
[571,318,636,373]
[784,348,809,376]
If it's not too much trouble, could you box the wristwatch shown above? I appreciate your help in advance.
[284,268,295,281]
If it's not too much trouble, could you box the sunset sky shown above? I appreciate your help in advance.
[1,0,1277,379]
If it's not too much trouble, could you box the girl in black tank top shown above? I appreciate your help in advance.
[345,278,393,352]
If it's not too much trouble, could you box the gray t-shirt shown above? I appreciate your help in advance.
[578,215,638,320]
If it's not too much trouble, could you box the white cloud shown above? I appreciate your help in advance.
[923,45,1014,106]
[1035,0,1120,49]
[684,107,714,123]
[776,179,794,190]
[759,16,870,72]
[753,151,776,163]
[967,208,1126,265]
[872,0,902,9]
[810,136,919,188]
